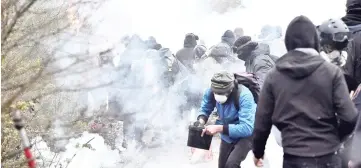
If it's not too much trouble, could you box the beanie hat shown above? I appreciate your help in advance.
[234,36,258,56]
[234,36,251,48]
[211,72,235,95]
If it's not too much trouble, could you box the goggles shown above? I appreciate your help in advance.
[320,32,353,42]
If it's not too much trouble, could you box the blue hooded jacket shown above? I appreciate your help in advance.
[198,85,257,143]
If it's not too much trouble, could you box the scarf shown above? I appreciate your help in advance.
[342,7,361,26]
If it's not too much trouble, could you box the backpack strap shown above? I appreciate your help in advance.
[233,84,242,112]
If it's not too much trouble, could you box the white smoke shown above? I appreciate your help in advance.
[35,0,347,167]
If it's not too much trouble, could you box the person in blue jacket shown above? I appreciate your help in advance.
[195,71,257,168]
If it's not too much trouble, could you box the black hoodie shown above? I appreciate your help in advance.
[175,33,198,70]
[253,16,358,159]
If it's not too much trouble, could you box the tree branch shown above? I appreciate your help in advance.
[1,57,50,112]
[1,0,38,45]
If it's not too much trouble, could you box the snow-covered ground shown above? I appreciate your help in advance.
[37,0,347,167]
[33,130,283,168]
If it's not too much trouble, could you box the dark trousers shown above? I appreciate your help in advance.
[283,153,342,168]
[218,138,251,168]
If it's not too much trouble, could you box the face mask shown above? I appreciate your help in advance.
[327,50,348,67]
[214,94,228,104]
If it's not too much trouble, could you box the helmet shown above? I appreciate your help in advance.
[317,19,351,43]
[317,19,351,66]
[317,18,352,52]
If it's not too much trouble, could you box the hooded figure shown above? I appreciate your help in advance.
[222,30,236,47]
[175,33,199,71]
[252,15,358,168]
[342,0,361,86]
[235,36,275,87]
[220,30,236,54]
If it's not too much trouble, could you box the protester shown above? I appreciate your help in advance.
[221,30,236,49]
[175,33,199,71]
[252,15,358,168]
[234,35,282,146]
[195,72,256,168]
[342,0,361,85]
[317,18,360,168]
[317,18,350,66]
[317,18,359,93]
[234,36,275,87]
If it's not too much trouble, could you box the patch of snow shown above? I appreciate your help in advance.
[32,132,122,168]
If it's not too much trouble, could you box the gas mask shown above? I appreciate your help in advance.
[214,94,228,104]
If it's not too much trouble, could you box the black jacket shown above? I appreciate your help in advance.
[252,15,358,159]
[351,84,361,166]
[342,3,361,86]
[175,34,198,71]
[343,25,361,85]
[244,43,275,87]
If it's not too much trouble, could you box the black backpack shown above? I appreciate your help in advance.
[210,73,260,111]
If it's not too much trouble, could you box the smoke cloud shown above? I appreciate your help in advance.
[38,0,348,167]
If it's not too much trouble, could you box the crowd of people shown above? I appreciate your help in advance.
[97,0,361,167]
[191,0,360,168]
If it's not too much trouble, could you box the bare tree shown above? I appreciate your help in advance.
[1,0,116,167]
